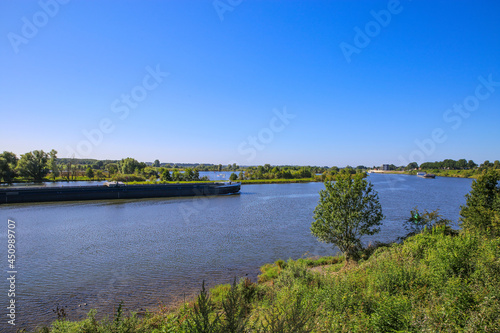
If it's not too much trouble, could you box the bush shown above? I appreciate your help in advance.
[111,174,146,182]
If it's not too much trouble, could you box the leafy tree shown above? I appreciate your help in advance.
[106,163,118,175]
[0,151,18,183]
[143,167,158,179]
[172,169,183,181]
[160,169,172,181]
[153,159,160,168]
[120,157,140,174]
[48,149,59,180]
[468,160,477,169]
[460,170,500,236]
[456,159,468,169]
[403,207,452,237]
[230,173,238,181]
[311,173,384,261]
[16,150,49,182]
[406,162,419,170]
[298,167,312,178]
[85,167,94,180]
[184,168,195,181]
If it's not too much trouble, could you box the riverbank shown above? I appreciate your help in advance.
[404,170,482,179]
[7,175,473,330]
[39,228,500,332]
[370,170,482,179]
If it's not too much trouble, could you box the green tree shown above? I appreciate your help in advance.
[106,163,118,175]
[460,170,500,236]
[230,172,238,181]
[85,167,94,180]
[468,160,477,169]
[311,173,384,261]
[403,207,452,237]
[456,159,468,169]
[153,159,160,168]
[406,162,419,170]
[160,169,172,181]
[0,151,18,183]
[172,169,183,181]
[184,168,195,181]
[16,150,50,182]
[48,149,59,181]
[120,157,140,174]
[143,167,158,179]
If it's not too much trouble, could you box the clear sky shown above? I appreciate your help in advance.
[1,0,499,167]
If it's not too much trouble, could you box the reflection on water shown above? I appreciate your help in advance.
[0,174,473,330]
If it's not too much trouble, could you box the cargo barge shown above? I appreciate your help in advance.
[417,172,436,179]
[0,182,241,204]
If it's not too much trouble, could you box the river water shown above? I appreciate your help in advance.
[0,174,473,330]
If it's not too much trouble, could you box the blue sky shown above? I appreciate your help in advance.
[1,0,499,167]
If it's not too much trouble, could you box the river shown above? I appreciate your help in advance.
[0,174,473,330]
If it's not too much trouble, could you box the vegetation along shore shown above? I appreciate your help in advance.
[22,169,500,332]
[2,150,498,185]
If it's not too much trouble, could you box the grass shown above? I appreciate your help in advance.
[240,178,318,184]
[405,169,482,179]
[32,226,500,332]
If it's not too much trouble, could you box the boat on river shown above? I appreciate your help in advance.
[417,172,436,179]
[0,182,241,204]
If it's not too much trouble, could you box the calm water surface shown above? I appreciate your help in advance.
[0,174,473,330]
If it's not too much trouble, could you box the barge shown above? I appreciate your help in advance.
[417,172,436,179]
[0,182,241,204]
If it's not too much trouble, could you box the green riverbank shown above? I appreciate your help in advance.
[34,227,500,332]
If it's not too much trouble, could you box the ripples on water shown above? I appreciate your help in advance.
[0,174,473,329]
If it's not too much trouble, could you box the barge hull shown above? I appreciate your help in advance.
[0,183,241,204]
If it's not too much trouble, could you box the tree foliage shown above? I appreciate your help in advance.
[85,167,94,180]
[48,149,59,180]
[403,207,452,238]
[460,170,500,236]
[16,150,49,182]
[0,151,18,183]
[120,157,142,174]
[311,173,384,261]
[160,169,172,181]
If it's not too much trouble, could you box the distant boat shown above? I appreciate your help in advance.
[417,172,436,179]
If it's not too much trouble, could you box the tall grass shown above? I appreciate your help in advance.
[36,227,500,332]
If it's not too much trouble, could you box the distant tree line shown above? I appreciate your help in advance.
[2,149,499,183]
[405,159,499,172]
[418,159,478,170]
